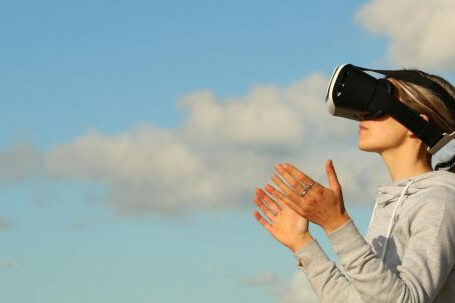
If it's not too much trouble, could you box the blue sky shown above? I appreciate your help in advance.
[0,0,383,147]
[1,1,454,302]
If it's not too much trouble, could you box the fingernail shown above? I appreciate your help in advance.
[265,184,274,191]
[270,175,279,183]
[275,164,284,172]
[256,188,263,196]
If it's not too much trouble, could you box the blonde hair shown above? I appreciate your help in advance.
[386,71,455,172]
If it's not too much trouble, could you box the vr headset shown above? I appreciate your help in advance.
[325,64,455,155]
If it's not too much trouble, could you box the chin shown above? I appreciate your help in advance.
[357,139,382,153]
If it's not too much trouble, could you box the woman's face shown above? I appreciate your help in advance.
[357,114,409,154]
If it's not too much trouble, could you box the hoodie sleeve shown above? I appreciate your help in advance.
[293,235,363,302]
[324,196,455,303]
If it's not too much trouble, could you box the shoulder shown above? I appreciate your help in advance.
[407,182,455,231]
[414,185,455,204]
[411,187,455,213]
[410,170,455,207]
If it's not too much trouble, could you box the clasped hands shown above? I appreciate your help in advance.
[252,160,350,254]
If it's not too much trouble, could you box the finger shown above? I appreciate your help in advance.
[283,163,322,192]
[256,187,283,213]
[283,163,313,183]
[264,183,298,211]
[270,174,301,202]
[275,163,301,191]
[253,210,274,234]
[326,159,341,194]
[253,194,277,221]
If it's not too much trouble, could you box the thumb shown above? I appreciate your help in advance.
[326,159,341,194]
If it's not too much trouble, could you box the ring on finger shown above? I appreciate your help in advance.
[297,180,315,198]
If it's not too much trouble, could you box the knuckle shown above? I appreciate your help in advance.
[289,179,298,188]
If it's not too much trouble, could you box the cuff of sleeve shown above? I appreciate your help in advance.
[327,218,367,257]
[293,238,332,272]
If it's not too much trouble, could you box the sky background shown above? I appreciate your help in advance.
[1,0,455,302]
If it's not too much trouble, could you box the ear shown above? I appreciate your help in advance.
[407,114,429,137]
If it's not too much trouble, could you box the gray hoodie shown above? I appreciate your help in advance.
[293,170,455,302]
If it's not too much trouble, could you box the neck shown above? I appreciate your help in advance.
[380,144,433,182]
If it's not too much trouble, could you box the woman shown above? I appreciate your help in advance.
[252,69,455,302]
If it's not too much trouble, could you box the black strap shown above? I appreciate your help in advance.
[358,66,455,119]
[370,80,444,148]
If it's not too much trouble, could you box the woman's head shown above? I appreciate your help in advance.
[357,69,455,172]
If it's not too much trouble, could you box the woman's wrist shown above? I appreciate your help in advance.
[290,233,314,254]
[323,213,351,234]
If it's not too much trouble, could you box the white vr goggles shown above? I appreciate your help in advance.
[325,64,455,155]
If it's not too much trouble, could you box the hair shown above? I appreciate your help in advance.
[385,71,455,172]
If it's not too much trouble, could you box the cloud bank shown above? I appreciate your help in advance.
[0,73,387,217]
[7,1,455,217]
[356,0,455,71]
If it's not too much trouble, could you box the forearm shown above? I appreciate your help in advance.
[293,237,362,302]
[327,219,433,303]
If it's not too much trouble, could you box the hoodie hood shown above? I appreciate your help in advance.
[375,170,455,207]
[369,169,455,261]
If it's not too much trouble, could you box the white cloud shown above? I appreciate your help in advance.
[243,271,319,303]
[176,73,353,148]
[1,73,386,217]
[355,0,455,71]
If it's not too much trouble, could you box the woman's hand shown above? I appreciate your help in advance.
[252,187,313,254]
[271,160,350,234]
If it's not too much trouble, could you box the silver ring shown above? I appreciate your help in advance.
[298,181,315,197]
